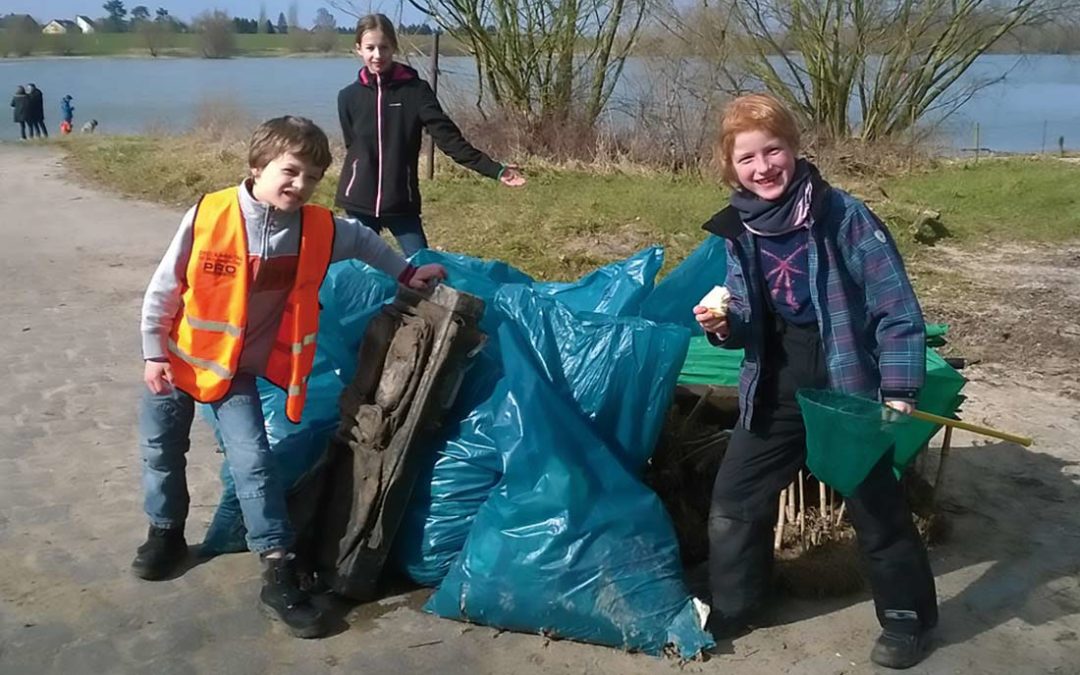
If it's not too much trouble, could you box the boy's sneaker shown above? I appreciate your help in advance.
[259,554,326,639]
[131,526,188,580]
[870,621,931,670]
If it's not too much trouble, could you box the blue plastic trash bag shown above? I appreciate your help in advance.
[532,246,662,317]
[201,260,397,555]
[425,314,712,658]
[395,248,672,585]
[640,237,727,330]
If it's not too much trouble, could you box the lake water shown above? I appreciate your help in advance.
[3,54,1079,152]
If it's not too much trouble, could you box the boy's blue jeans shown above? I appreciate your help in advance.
[346,211,428,258]
[138,374,292,553]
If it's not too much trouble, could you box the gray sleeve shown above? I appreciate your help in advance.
[140,206,196,360]
[330,215,410,279]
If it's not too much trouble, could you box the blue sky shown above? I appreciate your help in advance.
[6,1,428,27]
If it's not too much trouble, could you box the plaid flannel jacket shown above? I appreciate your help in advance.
[703,186,925,429]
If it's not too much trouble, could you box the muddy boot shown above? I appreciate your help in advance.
[259,554,326,639]
[870,614,931,670]
[131,526,188,580]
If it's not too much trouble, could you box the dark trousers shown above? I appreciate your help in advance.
[31,119,48,138]
[18,121,27,140]
[708,317,938,631]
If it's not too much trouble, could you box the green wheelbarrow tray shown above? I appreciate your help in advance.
[797,389,945,497]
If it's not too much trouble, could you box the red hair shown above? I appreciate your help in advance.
[717,94,801,188]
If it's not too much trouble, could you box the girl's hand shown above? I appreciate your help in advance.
[499,164,526,187]
[408,263,447,289]
[144,360,174,395]
[693,305,729,338]
[884,399,914,415]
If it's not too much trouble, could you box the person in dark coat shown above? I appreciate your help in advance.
[10,86,30,140]
[26,83,48,138]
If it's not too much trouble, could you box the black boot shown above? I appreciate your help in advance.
[259,554,326,639]
[870,617,931,669]
[131,526,188,580]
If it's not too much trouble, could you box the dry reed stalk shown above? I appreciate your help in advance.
[798,470,806,537]
[775,491,787,551]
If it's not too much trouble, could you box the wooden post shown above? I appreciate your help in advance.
[425,31,440,180]
[974,123,980,164]
[1042,120,1048,155]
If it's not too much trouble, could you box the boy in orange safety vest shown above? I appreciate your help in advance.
[133,115,446,638]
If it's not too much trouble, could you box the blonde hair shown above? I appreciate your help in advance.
[248,116,332,172]
[717,94,801,189]
[354,13,399,50]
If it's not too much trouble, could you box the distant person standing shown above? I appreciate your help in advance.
[60,95,75,135]
[26,83,48,139]
[11,86,30,140]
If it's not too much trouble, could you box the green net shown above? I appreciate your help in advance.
[796,390,923,496]
[677,325,966,493]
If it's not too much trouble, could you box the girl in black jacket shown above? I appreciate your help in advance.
[336,14,525,256]
[11,86,30,140]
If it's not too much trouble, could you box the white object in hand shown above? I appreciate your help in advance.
[699,285,732,317]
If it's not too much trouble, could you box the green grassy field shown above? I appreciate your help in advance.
[60,134,1080,281]
[1,31,466,58]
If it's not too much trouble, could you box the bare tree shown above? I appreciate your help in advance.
[193,10,237,59]
[137,17,174,56]
[313,7,339,52]
[287,2,311,52]
[328,0,647,126]
[729,0,1078,141]
[2,15,41,57]
[47,30,87,56]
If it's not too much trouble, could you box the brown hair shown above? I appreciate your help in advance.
[354,13,399,50]
[248,116,332,172]
[716,94,801,188]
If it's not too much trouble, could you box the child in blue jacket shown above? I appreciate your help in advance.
[59,95,74,134]
[694,93,937,669]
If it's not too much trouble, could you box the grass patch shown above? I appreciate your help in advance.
[62,134,1080,282]
[880,157,1080,243]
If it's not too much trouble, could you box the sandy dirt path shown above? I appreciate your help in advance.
[1,143,1078,674]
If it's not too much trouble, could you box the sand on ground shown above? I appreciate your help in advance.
[1,143,1078,675]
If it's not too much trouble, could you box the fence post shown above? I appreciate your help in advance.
[1042,120,1048,155]
[425,32,440,180]
[974,123,980,164]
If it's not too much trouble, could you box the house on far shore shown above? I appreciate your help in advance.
[41,16,96,34]
[42,19,80,34]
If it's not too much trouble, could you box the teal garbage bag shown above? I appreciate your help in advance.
[394,248,671,585]
[425,311,713,658]
[640,237,726,330]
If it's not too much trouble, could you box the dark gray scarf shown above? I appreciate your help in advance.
[730,159,827,237]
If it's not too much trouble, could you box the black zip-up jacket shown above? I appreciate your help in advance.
[27,87,44,123]
[335,63,503,217]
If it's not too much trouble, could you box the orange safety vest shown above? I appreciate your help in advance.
[167,187,334,423]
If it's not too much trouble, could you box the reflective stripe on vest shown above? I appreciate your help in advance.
[166,187,334,423]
